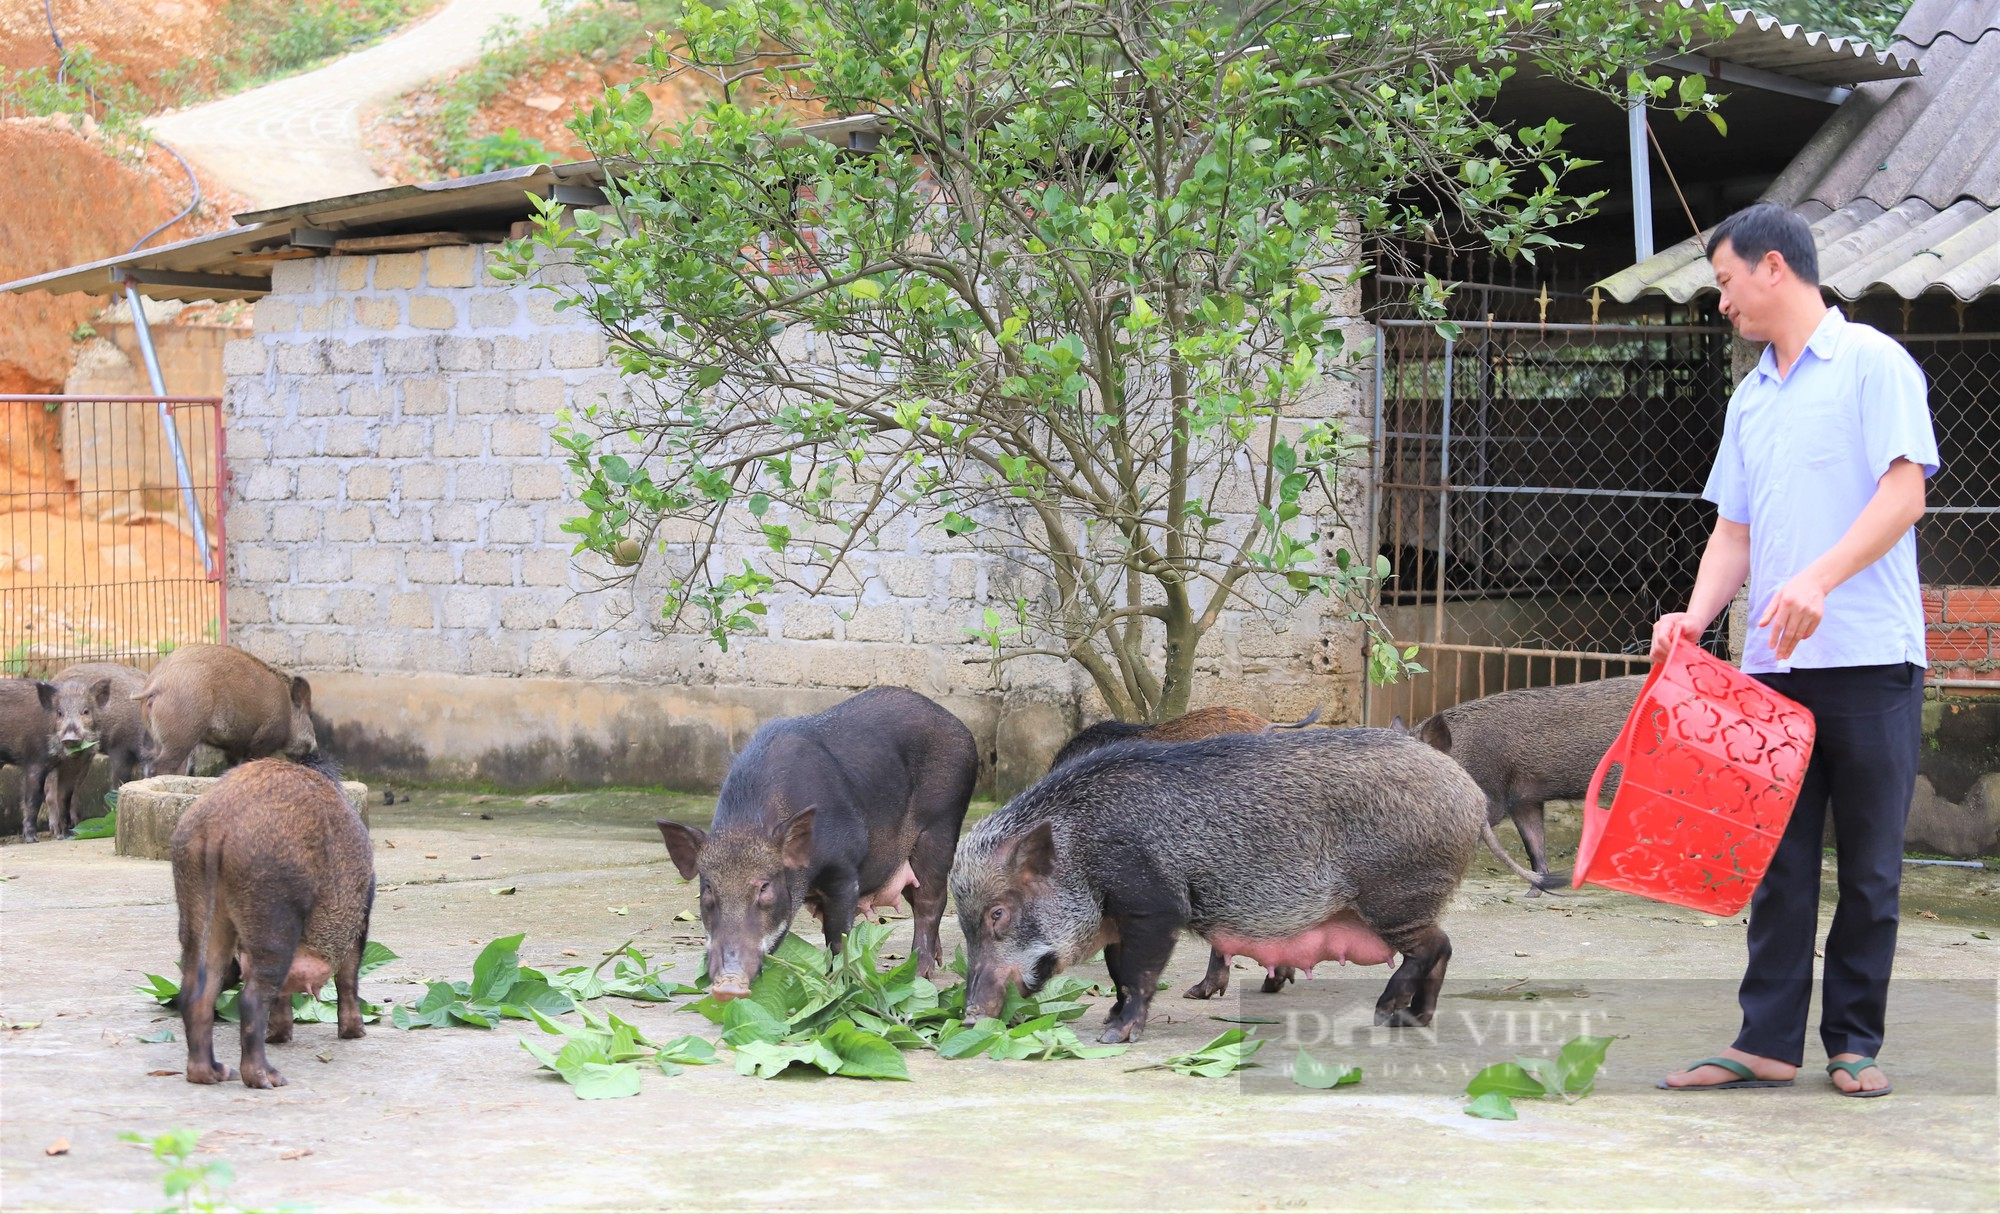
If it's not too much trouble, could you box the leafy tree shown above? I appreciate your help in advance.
[502,0,1726,721]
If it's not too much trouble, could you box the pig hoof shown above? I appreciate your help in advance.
[1182,978,1225,1000]
[1098,1023,1140,1044]
[241,1068,287,1090]
[266,1027,293,1045]
[1260,967,1297,994]
[1376,1008,1430,1028]
[338,1024,366,1040]
[185,1063,234,1085]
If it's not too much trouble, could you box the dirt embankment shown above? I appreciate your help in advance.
[0,0,225,110]
[369,26,816,181]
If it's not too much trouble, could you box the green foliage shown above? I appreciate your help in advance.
[140,942,399,1024]
[520,1004,716,1097]
[209,1,429,94]
[117,1128,284,1214]
[390,934,575,1028]
[454,128,553,175]
[1290,1049,1362,1089]
[1751,1,1908,46]
[1463,1034,1614,1117]
[430,1,684,176]
[503,0,1728,721]
[0,46,152,140]
[1128,1028,1265,1077]
[71,788,118,840]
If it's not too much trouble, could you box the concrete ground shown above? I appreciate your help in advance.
[2,789,1995,1212]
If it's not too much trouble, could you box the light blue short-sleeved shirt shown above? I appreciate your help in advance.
[1702,308,1939,674]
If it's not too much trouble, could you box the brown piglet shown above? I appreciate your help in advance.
[45,662,149,838]
[1,679,60,843]
[135,644,318,777]
[170,756,373,1089]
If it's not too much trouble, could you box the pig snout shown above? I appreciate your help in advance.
[707,946,761,1001]
[960,964,1020,1023]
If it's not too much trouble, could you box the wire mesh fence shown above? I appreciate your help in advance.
[1,395,226,677]
[1364,319,2000,724]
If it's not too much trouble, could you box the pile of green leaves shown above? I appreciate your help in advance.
[685,921,1121,1078]
[1127,1029,1264,1077]
[391,934,576,1028]
[1464,1034,1614,1120]
[520,1005,716,1099]
[137,942,399,1025]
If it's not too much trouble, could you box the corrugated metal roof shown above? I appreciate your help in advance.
[1604,0,2000,302]
[1648,0,1921,83]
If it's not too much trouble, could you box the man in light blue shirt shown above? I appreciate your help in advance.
[1653,203,1936,1099]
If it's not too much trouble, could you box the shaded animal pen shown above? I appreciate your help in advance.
[1363,312,2000,724]
[1,396,227,676]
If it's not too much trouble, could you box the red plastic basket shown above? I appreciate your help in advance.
[1573,634,1818,915]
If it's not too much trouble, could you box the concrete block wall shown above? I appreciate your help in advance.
[220,244,1368,792]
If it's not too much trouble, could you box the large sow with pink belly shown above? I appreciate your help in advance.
[951,728,1486,1043]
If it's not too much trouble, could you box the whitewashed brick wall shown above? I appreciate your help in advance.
[221,243,1365,730]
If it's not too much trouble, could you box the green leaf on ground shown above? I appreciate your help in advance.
[1465,1092,1519,1120]
[1290,1050,1361,1089]
[1130,1028,1264,1077]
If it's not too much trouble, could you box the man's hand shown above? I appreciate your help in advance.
[1758,573,1830,661]
[1649,612,1706,661]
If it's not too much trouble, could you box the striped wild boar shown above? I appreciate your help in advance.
[953,728,1490,1043]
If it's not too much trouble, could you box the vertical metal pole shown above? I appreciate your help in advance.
[1629,94,1655,263]
[1365,323,1386,726]
[1434,337,1454,647]
[120,278,215,579]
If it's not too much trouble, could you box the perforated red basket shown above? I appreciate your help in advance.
[1574,634,1818,915]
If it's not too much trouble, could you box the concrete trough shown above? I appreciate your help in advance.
[114,774,370,860]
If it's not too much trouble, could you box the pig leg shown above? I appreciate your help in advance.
[1098,914,1180,1044]
[235,950,292,1089]
[1260,966,1298,994]
[1184,947,1232,1000]
[334,940,367,1040]
[1371,925,1453,1028]
[905,825,958,979]
[19,759,49,843]
[181,915,237,1085]
[265,989,295,1045]
[818,870,861,956]
[1514,801,1550,881]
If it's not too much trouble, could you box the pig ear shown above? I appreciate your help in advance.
[998,821,1056,886]
[35,681,56,712]
[1416,716,1451,753]
[1388,715,1406,734]
[778,807,818,870]
[290,676,313,711]
[90,678,114,710]
[656,820,706,880]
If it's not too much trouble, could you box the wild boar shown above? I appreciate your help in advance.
[1,679,59,843]
[1398,675,1644,881]
[135,644,318,777]
[953,728,1489,1043]
[171,755,373,1089]
[45,662,149,837]
[656,687,977,999]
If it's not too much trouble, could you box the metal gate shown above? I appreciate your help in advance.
[1,395,227,676]
[1363,318,1734,725]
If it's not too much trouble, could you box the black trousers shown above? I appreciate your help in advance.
[1734,662,1925,1065]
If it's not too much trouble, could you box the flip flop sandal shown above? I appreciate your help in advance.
[1656,1056,1795,1091]
[1826,1057,1893,1098]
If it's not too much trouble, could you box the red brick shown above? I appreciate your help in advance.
[1927,628,1991,664]
[1924,589,1948,624]
[1943,587,2000,625]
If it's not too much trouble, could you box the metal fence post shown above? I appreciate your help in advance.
[118,277,215,580]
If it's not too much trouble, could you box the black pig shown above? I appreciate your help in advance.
[656,687,977,999]
[171,755,373,1089]
[952,728,1488,1043]
[45,662,149,837]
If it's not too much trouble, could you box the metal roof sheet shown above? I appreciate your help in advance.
[1648,0,1921,83]
[1603,0,2000,302]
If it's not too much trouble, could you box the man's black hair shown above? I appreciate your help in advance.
[1708,202,1820,285]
